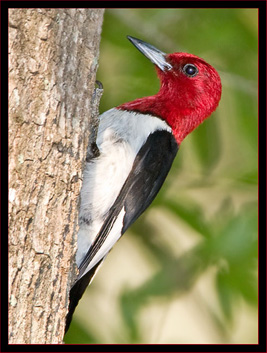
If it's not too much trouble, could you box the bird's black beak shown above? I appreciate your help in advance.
[127,35,172,71]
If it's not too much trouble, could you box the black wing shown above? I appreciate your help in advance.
[78,129,179,278]
[65,260,103,334]
[65,130,178,334]
[122,130,178,232]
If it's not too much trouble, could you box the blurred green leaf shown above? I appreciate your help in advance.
[217,270,234,320]
[120,245,209,340]
[164,198,213,238]
[209,203,257,263]
[216,261,258,321]
[191,111,222,173]
[64,319,99,344]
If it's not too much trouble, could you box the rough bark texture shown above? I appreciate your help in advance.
[8,8,104,344]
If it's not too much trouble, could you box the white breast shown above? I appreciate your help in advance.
[76,108,171,269]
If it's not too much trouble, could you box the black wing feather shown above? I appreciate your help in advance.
[65,130,178,334]
[65,260,103,334]
[78,130,178,279]
[122,130,178,232]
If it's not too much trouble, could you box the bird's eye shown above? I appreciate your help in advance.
[183,64,198,77]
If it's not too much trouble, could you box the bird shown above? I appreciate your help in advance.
[65,35,222,333]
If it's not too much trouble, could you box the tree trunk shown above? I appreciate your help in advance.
[8,8,104,344]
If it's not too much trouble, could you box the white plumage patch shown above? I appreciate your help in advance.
[76,108,171,275]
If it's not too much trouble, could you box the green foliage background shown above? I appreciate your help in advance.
[65,8,258,344]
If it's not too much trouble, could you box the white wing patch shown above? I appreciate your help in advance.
[78,208,126,278]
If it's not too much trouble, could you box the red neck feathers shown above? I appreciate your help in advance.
[118,53,222,145]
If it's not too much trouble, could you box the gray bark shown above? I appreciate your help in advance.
[8,8,104,344]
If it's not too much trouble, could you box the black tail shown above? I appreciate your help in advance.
[65,261,102,334]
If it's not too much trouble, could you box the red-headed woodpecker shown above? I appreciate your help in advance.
[65,36,222,333]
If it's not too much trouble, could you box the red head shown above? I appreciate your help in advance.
[119,36,222,144]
